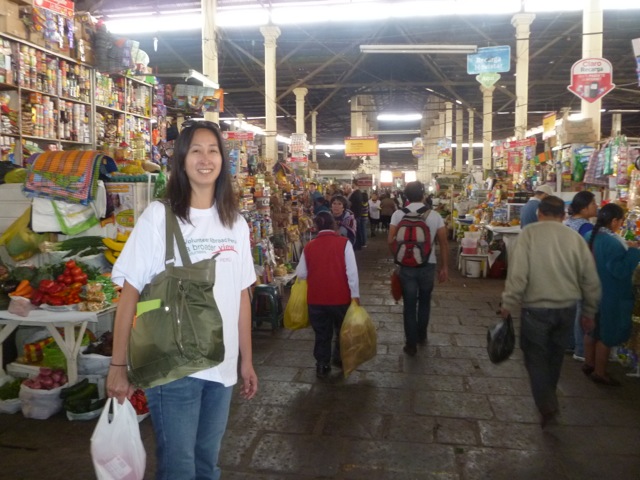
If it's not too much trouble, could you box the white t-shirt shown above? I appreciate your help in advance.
[111,201,256,387]
[368,199,381,220]
[390,202,445,264]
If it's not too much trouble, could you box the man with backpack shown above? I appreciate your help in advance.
[388,181,449,356]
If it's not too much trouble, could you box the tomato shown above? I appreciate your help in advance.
[62,275,73,285]
[65,260,76,269]
[57,274,66,283]
[70,266,83,276]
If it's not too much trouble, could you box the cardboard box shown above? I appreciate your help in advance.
[0,0,28,40]
[75,40,94,65]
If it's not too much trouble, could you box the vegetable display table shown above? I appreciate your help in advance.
[0,309,104,384]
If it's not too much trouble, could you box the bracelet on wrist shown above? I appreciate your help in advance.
[110,363,127,367]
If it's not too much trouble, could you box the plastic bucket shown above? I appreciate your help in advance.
[466,260,482,278]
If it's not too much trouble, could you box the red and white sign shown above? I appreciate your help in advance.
[221,131,254,141]
[502,137,536,149]
[567,58,615,103]
[34,0,75,17]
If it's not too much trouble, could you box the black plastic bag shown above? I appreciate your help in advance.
[486,314,515,364]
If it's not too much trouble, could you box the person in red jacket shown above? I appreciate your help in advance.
[295,211,360,378]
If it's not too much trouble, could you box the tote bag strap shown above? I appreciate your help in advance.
[162,202,192,267]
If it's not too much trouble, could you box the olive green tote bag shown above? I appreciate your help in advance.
[127,203,225,388]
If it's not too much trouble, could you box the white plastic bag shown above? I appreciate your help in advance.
[91,398,146,480]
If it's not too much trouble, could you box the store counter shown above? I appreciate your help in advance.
[0,307,115,384]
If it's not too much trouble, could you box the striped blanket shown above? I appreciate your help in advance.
[23,150,104,205]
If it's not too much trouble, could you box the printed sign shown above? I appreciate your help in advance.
[542,112,557,140]
[344,136,379,157]
[222,131,254,141]
[467,46,511,74]
[476,73,501,88]
[502,137,536,149]
[567,58,615,103]
[34,0,74,17]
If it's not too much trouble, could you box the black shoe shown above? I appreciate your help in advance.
[417,336,427,346]
[316,364,331,379]
[403,344,417,356]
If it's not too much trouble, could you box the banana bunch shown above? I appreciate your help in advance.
[103,232,130,264]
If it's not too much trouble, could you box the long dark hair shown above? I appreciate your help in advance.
[589,203,624,251]
[166,121,238,227]
[568,190,595,216]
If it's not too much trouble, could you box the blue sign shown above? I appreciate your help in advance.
[467,46,511,74]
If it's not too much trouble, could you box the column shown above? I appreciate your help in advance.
[311,110,318,165]
[201,0,219,124]
[445,102,453,172]
[582,0,603,140]
[481,85,495,171]
[455,106,464,171]
[260,26,281,168]
[293,87,308,134]
[467,108,475,169]
[511,13,536,140]
[611,113,621,137]
[350,95,364,137]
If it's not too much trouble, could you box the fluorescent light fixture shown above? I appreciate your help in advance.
[369,129,421,135]
[324,152,331,158]
[404,171,417,182]
[380,170,393,183]
[187,69,219,90]
[105,13,202,34]
[360,44,477,54]
[377,113,423,121]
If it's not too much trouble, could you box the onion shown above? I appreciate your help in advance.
[40,377,54,389]
[23,378,35,388]
[30,380,42,389]
[51,372,62,383]
[39,367,53,377]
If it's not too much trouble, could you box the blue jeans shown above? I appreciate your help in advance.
[146,377,233,480]
[399,263,436,347]
[356,216,367,248]
[520,306,575,415]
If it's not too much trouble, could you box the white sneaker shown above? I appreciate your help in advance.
[572,353,585,362]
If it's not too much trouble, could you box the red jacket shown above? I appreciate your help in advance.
[304,231,351,305]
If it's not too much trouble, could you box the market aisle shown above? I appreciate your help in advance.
[2,233,640,479]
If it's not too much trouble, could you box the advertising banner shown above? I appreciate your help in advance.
[467,46,511,74]
[34,0,75,17]
[567,58,615,103]
[345,136,378,157]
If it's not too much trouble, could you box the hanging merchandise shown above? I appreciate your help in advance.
[572,145,595,183]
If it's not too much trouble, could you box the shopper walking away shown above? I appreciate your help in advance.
[368,192,381,237]
[296,211,360,378]
[584,203,640,386]
[520,184,554,228]
[107,120,258,480]
[360,191,369,246]
[501,196,601,428]
[388,181,448,356]
[380,193,397,232]
[564,190,598,361]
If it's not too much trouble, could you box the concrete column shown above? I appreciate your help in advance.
[481,85,495,171]
[311,110,317,165]
[467,108,475,169]
[201,0,219,124]
[582,0,603,140]
[350,96,364,136]
[511,13,536,140]
[260,26,281,167]
[445,102,453,172]
[455,106,463,172]
[293,87,308,134]
[611,113,621,137]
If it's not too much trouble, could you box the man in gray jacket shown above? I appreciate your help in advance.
[501,195,601,427]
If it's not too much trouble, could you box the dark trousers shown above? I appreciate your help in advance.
[399,263,436,347]
[520,306,575,415]
[308,304,350,366]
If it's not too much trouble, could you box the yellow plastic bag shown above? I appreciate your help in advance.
[340,300,377,377]
[284,279,309,330]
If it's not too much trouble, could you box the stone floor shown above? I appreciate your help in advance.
[2,233,640,479]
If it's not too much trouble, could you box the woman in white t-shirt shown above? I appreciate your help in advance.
[107,120,258,480]
[368,192,381,237]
